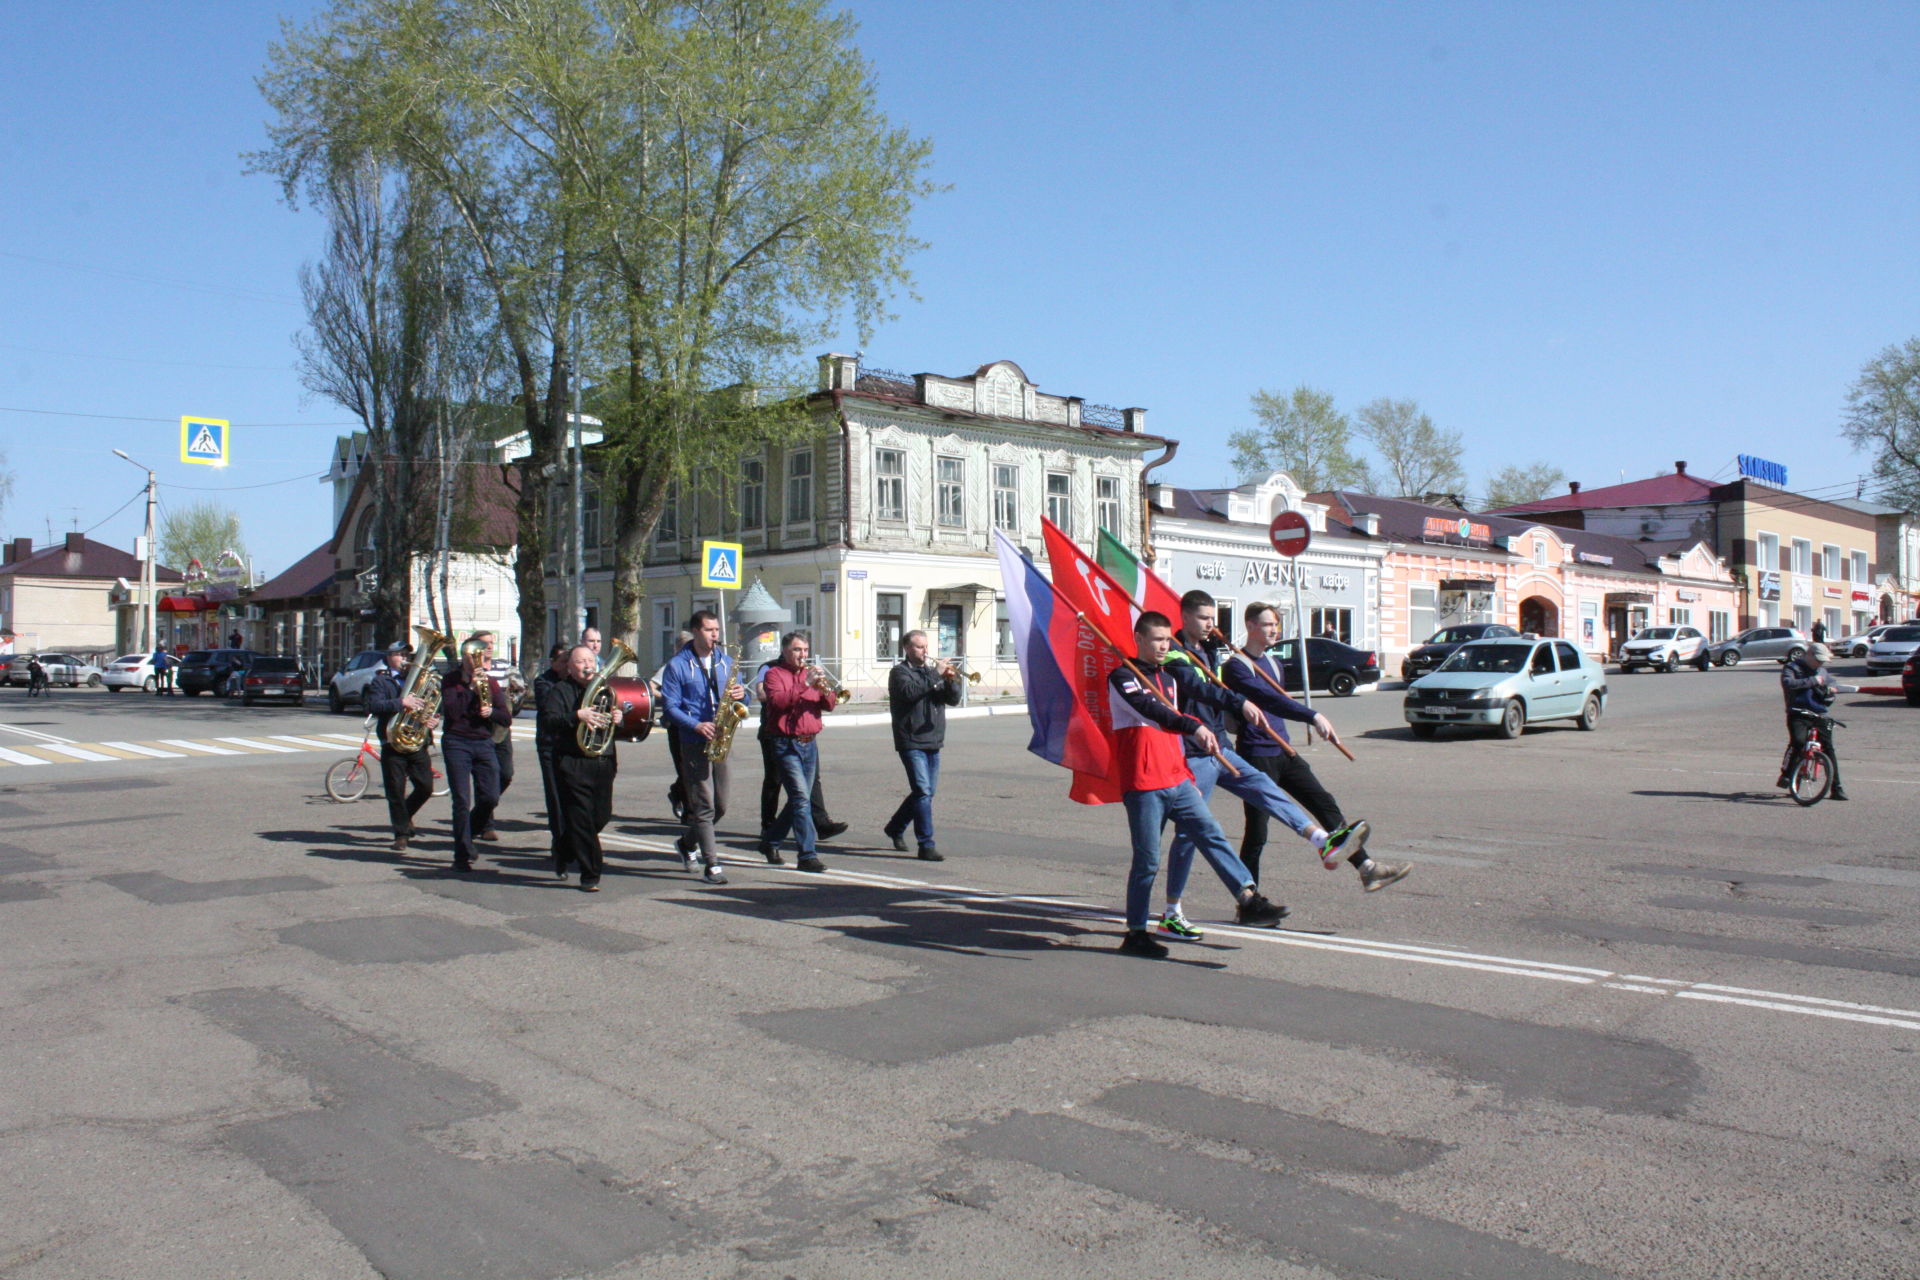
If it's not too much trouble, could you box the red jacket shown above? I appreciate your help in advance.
[761,661,836,738]
[1106,662,1199,793]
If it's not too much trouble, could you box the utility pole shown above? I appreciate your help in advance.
[114,450,157,653]
[569,311,587,642]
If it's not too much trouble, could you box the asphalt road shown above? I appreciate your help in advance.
[2,662,1916,1279]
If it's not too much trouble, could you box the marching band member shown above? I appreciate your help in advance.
[753,645,848,864]
[365,639,437,854]
[440,634,511,873]
[660,611,751,885]
[756,631,836,873]
[532,644,571,865]
[538,644,617,890]
[883,630,961,861]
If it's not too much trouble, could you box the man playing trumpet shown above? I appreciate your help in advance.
[884,630,962,861]
[441,634,512,873]
[756,631,837,873]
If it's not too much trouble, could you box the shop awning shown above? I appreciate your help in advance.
[929,582,997,595]
[157,594,215,612]
[1438,578,1496,592]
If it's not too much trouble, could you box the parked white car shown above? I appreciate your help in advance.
[1616,626,1710,673]
[327,650,389,713]
[102,653,157,693]
[1831,625,1895,659]
[1865,625,1920,674]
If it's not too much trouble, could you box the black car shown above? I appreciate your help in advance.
[175,648,264,696]
[1401,623,1521,680]
[1265,636,1382,697]
[235,655,307,706]
[1904,656,1918,707]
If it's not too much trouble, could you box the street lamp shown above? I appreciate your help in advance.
[113,450,158,655]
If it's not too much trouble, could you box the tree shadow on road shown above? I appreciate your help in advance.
[1630,788,1784,806]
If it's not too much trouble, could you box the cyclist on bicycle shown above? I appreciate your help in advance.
[1778,642,1858,801]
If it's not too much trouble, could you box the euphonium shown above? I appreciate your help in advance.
[704,642,750,763]
[385,624,450,753]
[577,638,637,757]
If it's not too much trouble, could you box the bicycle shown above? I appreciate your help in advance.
[1782,709,1843,807]
[326,717,449,802]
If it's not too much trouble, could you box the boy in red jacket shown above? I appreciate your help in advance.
[1107,612,1287,958]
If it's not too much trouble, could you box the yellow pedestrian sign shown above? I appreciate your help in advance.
[699,540,743,589]
[180,416,229,467]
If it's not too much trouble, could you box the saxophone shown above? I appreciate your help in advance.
[704,642,750,763]
[384,624,450,753]
[576,638,637,757]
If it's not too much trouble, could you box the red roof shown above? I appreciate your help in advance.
[1491,470,1716,514]
[251,542,338,603]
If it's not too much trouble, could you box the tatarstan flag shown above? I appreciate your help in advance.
[1095,527,1183,621]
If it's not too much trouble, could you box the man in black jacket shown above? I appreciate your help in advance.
[364,640,437,853]
[883,630,963,861]
[539,644,617,889]
[532,644,570,862]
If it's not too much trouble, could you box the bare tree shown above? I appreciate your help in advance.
[1842,336,1920,511]
[1482,462,1569,510]
[1356,398,1465,498]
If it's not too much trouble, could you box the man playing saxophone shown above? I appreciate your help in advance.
[757,631,838,873]
[366,638,438,854]
[442,634,512,873]
[538,644,616,890]
[660,610,751,884]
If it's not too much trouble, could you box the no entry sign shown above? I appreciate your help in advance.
[1269,510,1311,558]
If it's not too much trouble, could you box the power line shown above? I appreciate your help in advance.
[160,471,330,492]
[0,342,291,374]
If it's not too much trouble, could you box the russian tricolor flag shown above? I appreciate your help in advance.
[994,532,1124,805]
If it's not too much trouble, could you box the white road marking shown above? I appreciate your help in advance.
[31,743,117,762]
[215,737,302,753]
[0,745,50,765]
[159,738,243,755]
[0,722,75,745]
[98,741,187,759]
[313,733,370,744]
[595,833,1920,1036]
[267,735,349,751]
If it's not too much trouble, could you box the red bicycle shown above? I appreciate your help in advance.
[326,717,448,802]
[1782,710,1841,807]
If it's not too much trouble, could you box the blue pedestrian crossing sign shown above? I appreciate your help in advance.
[699,540,744,589]
[180,416,229,467]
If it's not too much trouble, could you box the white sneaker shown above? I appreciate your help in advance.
[702,861,727,885]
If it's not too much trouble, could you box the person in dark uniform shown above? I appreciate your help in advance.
[365,639,438,853]
[883,629,961,861]
[532,644,571,864]
[440,635,511,872]
[539,644,618,890]
[471,630,512,842]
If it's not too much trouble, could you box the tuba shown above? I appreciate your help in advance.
[704,642,751,762]
[385,625,450,753]
[576,638,638,757]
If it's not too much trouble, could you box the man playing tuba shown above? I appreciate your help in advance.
[366,637,439,854]
[441,634,512,873]
[538,644,618,890]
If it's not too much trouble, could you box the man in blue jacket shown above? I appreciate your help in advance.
[1779,642,1856,800]
[661,610,752,884]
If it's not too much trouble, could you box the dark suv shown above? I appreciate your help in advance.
[1401,623,1520,680]
[175,648,263,696]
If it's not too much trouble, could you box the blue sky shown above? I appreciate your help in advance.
[3,1,1916,578]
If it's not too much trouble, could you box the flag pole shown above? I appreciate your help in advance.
[1219,635,1354,762]
[1062,604,1240,779]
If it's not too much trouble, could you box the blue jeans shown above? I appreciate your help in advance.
[1167,748,1314,900]
[1123,781,1256,932]
[761,737,819,856]
[442,735,500,862]
[886,748,941,847]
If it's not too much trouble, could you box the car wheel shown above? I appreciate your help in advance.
[1906,691,1920,707]
[143,677,157,692]
[1496,699,1525,739]
[1785,646,1806,664]
[1409,722,1437,739]
[1717,650,1739,667]
[1693,651,1711,671]
[1854,645,1869,658]
[1328,671,1357,697]
[87,674,101,687]
[1620,663,1636,674]
[1662,653,1679,673]
[329,687,345,714]
[1577,694,1602,730]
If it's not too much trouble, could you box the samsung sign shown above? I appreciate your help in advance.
[1737,454,1789,487]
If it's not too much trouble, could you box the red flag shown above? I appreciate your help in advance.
[1042,518,1140,654]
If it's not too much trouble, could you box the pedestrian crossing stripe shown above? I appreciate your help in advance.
[0,724,546,767]
[180,415,229,467]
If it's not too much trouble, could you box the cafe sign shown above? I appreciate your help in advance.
[1422,515,1490,544]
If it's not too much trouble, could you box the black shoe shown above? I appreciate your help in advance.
[885,828,907,852]
[580,879,601,892]
[759,841,785,866]
[1235,892,1289,927]
[453,858,474,873]
[1829,789,1850,802]
[817,820,849,840]
[797,856,828,873]
[554,866,570,881]
[917,845,944,862]
[1118,929,1169,959]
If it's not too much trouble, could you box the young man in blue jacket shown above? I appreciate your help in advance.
[660,610,752,884]
[1779,642,1856,800]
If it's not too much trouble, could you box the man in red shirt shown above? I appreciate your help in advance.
[758,631,837,873]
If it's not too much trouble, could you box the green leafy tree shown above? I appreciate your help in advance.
[1229,386,1372,492]
[1356,397,1465,498]
[1841,337,1920,511]
[1482,462,1569,511]
[160,502,246,575]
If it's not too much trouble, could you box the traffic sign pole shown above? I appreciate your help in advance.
[1268,511,1315,711]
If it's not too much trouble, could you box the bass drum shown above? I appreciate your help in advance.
[605,676,653,742]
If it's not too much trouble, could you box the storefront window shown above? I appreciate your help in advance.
[876,592,905,659]
[1310,607,1352,644]
[995,599,1014,659]
[1709,611,1731,642]
[1409,585,1436,644]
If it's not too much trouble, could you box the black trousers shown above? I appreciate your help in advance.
[536,744,566,857]
[759,733,833,829]
[666,730,686,814]
[1240,749,1347,881]
[555,753,616,883]
[442,735,499,864]
[493,732,514,794]
[381,744,434,836]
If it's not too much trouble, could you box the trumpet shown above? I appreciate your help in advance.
[939,662,983,685]
[809,666,850,700]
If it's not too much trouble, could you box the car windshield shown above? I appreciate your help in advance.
[113,655,143,665]
[1436,643,1533,674]
[1636,628,1676,640]
[1881,626,1920,642]
[252,658,299,673]
[1427,628,1474,644]
[183,651,213,663]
